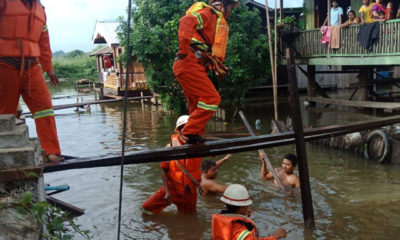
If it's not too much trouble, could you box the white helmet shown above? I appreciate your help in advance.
[175,115,189,130]
[220,184,253,207]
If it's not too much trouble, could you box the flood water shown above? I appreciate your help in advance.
[22,84,400,239]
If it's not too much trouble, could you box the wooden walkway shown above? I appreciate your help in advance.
[308,97,400,110]
[44,115,400,173]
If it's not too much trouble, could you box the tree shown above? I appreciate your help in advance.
[119,0,270,113]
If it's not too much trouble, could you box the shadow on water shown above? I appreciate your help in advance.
[21,86,400,239]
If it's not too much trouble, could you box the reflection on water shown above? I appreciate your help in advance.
[21,86,400,239]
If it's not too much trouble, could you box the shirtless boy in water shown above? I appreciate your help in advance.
[260,153,300,188]
[200,154,231,195]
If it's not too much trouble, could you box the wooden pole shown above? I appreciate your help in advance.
[264,0,278,120]
[238,111,284,190]
[286,47,315,229]
[307,65,317,107]
[273,0,279,121]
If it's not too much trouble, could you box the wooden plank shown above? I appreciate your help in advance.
[0,166,42,182]
[46,196,85,217]
[308,97,400,109]
[43,115,400,173]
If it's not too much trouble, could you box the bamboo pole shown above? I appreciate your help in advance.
[264,0,278,121]
[273,0,279,121]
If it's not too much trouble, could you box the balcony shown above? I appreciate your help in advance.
[288,19,400,66]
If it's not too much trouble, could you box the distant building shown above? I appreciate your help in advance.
[91,20,150,97]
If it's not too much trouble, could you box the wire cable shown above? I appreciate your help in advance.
[117,0,132,239]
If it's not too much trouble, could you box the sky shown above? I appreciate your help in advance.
[42,0,128,53]
[42,0,304,53]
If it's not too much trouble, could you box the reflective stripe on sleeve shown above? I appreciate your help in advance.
[33,109,54,119]
[197,101,218,112]
[191,12,203,30]
[140,206,154,215]
[237,230,251,240]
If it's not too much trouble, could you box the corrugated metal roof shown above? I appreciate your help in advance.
[89,45,112,56]
[92,20,120,47]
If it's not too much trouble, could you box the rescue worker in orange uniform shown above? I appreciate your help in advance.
[173,0,240,144]
[212,184,287,240]
[141,115,203,214]
[0,0,62,161]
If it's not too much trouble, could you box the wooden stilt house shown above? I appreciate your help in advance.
[91,20,151,97]
[282,0,400,110]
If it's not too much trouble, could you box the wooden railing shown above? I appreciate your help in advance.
[120,72,147,89]
[292,19,400,58]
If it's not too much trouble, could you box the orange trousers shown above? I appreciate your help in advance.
[0,62,61,155]
[141,183,198,214]
[173,54,221,136]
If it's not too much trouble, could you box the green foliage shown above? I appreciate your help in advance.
[282,15,297,26]
[52,50,97,82]
[118,0,270,113]
[0,189,92,240]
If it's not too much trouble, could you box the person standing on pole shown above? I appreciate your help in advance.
[0,0,63,162]
[173,0,240,144]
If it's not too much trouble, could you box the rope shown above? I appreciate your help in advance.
[117,0,132,239]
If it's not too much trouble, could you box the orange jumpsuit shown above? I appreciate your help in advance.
[141,134,202,214]
[0,0,61,155]
[173,4,227,137]
[212,214,276,240]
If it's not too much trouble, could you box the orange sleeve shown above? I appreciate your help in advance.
[177,9,214,55]
[232,224,258,240]
[160,161,169,170]
[38,9,54,72]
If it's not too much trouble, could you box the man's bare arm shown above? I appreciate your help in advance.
[259,152,274,180]
[203,180,227,194]
[216,154,231,169]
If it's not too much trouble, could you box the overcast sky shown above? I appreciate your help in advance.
[42,0,303,53]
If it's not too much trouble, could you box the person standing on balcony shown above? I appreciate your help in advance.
[385,2,395,20]
[360,0,375,24]
[372,0,387,20]
[322,0,343,26]
[173,0,240,144]
[0,0,63,162]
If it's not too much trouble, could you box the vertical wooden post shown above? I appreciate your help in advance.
[358,67,368,101]
[307,65,317,107]
[286,47,315,229]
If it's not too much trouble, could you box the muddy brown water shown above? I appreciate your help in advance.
[21,86,400,239]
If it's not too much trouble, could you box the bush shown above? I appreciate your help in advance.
[52,50,97,82]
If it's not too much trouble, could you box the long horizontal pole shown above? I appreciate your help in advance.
[44,115,400,173]
[23,96,155,115]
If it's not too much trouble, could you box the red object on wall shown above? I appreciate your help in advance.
[104,55,113,69]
